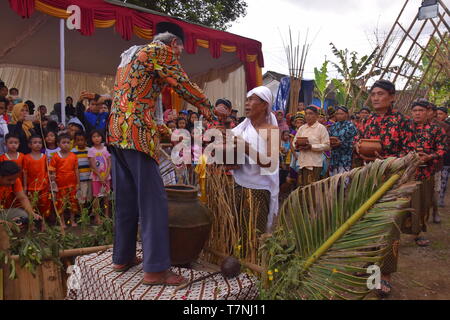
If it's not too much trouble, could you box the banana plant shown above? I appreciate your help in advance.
[314,60,331,109]
[261,154,421,300]
[329,43,379,109]
[331,79,346,106]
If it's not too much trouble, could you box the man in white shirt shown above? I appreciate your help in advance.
[294,105,330,187]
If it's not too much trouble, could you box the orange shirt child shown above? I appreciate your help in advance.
[0,177,23,209]
[49,151,78,189]
[23,154,49,191]
[0,153,25,184]
[0,152,25,169]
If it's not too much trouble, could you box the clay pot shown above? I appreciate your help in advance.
[296,137,309,147]
[359,139,382,159]
[166,185,212,266]
[330,136,340,147]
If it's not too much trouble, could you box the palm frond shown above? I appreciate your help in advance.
[261,154,421,300]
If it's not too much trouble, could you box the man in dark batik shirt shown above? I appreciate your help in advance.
[403,101,447,249]
[354,80,414,299]
[410,101,447,181]
[427,103,450,223]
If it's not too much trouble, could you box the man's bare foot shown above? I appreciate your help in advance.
[113,257,143,272]
[142,270,187,286]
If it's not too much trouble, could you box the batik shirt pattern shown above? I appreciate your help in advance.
[107,41,213,160]
[329,120,358,170]
[357,108,413,158]
[408,121,447,181]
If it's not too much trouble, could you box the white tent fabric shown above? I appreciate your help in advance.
[191,63,246,116]
[0,64,115,108]
[0,62,247,115]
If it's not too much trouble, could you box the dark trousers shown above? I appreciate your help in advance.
[111,148,170,273]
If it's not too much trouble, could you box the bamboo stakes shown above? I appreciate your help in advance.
[281,27,312,114]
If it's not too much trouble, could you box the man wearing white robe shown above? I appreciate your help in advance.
[232,86,280,233]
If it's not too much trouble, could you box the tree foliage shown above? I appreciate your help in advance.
[329,43,379,109]
[314,60,332,109]
[127,0,248,30]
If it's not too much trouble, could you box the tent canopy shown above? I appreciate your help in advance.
[2,0,263,84]
[0,0,264,112]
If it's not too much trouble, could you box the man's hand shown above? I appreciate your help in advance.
[373,150,384,160]
[214,105,230,122]
[299,144,312,151]
[331,138,341,149]
[79,91,95,101]
[418,152,432,164]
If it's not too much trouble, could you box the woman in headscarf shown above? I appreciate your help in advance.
[275,110,289,132]
[231,86,280,237]
[163,108,177,123]
[329,106,358,176]
[8,103,35,154]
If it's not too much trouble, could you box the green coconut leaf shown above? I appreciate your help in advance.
[261,153,421,300]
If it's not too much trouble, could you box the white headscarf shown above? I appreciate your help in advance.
[232,86,280,232]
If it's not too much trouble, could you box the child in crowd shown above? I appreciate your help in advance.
[88,130,111,225]
[0,134,25,180]
[176,117,187,130]
[23,135,51,219]
[49,133,80,228]
[280,130,291,170]
[0,97,8,155]
[279,130,291,186]
[44,130,60,162]
[0,161,42,231]
[72,132,92,209]
[67,119,84,148]
[166,120,176,131]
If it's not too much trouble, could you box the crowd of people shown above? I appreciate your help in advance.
[0,80,113,229]
[276,79,449,298]
[1,71,449,296]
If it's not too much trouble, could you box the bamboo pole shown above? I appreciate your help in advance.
[425,65,444,98]
[405,35,445,109]
[10,244,113,261]
[352,0,410,108]
[397,26,443,112]
[397,22,449,67]
[392,19,428,83]
[438,0,450,17]
[302,173,401,271]
[378,14,419,80]
[429,19,450,56]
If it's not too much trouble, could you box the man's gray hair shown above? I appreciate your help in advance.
[153,32,182,46]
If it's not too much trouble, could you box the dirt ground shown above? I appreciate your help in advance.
[387,190,450,300]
